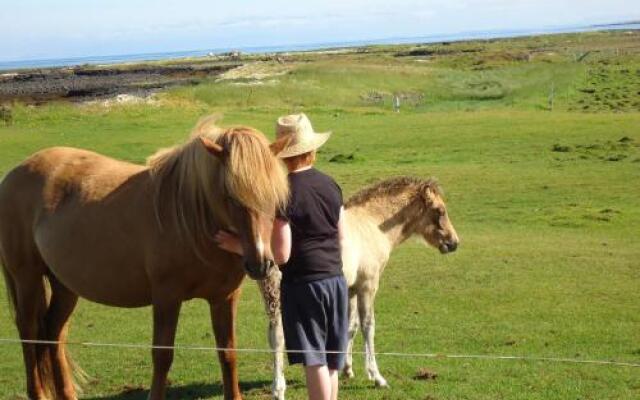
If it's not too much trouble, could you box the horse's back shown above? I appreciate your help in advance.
[0,147,154,306]
[0,146,146,255]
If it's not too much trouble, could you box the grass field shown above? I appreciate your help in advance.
[1,30,639,399]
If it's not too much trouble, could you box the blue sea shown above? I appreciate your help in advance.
[1,22,639,71]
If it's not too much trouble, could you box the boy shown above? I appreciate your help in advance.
[216,113,347,400]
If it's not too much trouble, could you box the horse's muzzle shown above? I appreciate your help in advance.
[244,259,274,280]
[439,241,458,254]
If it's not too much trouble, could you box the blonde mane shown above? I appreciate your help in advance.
[147,115,289,246]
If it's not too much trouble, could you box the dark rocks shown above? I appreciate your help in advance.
[0,63,241,103]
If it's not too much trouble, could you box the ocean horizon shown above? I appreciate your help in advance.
[2,21,639,71]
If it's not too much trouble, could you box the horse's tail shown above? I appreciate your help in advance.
[0,250,16,319]
[65,339,88,395]
[0,178,12,318]
[34,275,56,398]
[37,273,88,396]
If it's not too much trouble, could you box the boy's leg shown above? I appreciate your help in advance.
[305,365,332,400]
[329,369,339,400]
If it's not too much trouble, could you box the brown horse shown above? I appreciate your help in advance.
[0,116,290,400]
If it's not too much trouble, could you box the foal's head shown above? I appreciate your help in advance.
[411,180,459,254]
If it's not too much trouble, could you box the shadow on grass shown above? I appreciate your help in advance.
[85,380,274,400]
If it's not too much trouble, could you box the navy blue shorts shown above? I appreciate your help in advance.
[280,275,348,369]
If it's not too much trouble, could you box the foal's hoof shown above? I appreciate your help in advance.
[374,377,389,388]
[342,368,355,379]
[272,389,286,400]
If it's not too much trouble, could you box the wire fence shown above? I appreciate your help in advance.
[1,338,638,368]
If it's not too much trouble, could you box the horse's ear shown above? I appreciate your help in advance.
[420,181,437,204]
[200,136,225,159]
[270,134,293,157]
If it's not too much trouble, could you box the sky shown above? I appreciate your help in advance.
[1,0,639,62]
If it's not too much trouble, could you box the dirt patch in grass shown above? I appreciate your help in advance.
[552,144,572,152]
[215,61,293,82]
[414,368,438,381]
[121,384,146,394]
[552,137,639,162]
[329,152,362,163]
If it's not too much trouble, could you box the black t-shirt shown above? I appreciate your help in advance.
[276,168,343,283]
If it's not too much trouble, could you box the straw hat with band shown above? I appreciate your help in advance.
[275,113,331,159]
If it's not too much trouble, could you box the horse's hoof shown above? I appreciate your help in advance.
[342,368,355,379]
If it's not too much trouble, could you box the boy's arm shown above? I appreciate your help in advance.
[271,217,292,265]
[338,206,346,243]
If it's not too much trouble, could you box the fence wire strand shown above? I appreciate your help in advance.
[0,338,638,368]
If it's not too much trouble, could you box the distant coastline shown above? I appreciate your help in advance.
[591,20,640,27]
[2,21,639,72]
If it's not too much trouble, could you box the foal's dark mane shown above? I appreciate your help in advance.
[345,176,442,209]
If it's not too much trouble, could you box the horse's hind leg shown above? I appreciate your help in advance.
[45,274,80,400]
[357,285,388,388]
[11,268,51,399]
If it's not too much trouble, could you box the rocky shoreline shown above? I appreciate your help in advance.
[0,62,241,103]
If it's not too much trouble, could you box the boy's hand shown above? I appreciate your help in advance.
[214,230,243,255]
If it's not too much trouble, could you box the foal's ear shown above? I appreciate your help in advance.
[199,136,225,159]
[420,182,437,204]
[270,134,293,157]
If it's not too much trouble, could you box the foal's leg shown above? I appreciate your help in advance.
[210,289,243,400]
[342,291,359,379]
[45,274,80,400]
[258,269,286,400]
[357,286,388,387]
[148,300,181,400]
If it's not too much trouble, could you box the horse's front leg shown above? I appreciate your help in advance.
[268,312,286,400]
[357,287,388,388]
[148,300,181,400]
[258,268,286,400]
[210,289,243,400]
[342,290,359,379]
